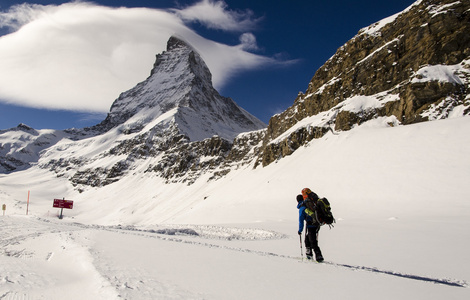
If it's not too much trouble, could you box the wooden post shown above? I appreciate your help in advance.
[26,190,30,215]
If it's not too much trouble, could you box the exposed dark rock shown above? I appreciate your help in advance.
[258,0,470,166]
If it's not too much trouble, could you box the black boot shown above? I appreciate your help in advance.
[314,248,324,262]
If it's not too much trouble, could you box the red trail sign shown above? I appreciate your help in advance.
[53,198,73,219]
[53,199,74,209]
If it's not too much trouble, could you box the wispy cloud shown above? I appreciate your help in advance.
[171,0,262,32]
[0,1,290,113]
[0,3,47,31]
[238,33,260,51]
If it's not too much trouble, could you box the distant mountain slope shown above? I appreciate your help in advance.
[0,124,69,173]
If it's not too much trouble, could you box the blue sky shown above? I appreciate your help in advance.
[0,0,416,130]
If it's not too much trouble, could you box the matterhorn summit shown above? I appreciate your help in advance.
[98,36,265,141]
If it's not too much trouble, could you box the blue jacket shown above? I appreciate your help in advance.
[297,201,318,233]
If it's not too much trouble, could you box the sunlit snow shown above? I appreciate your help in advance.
[1,116,469,299]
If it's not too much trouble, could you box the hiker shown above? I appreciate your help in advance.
[297,188,324,262]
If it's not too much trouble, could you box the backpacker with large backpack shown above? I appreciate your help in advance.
[302,188,335,227]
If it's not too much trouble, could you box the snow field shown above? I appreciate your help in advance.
[1,116,470,299]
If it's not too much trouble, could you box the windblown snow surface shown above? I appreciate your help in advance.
[1,116,470,299]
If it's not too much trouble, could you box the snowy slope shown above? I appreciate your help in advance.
[1,116,469,299]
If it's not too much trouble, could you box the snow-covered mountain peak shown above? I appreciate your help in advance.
[149,35,211,84]
[166,35,191,50]
[99,35,265,141]
[0,36,266,177]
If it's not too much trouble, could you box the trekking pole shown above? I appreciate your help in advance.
[299,234,304,261]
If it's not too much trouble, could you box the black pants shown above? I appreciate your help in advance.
[305,225,321,256]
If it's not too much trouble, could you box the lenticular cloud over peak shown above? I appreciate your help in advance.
[0,1,285,113]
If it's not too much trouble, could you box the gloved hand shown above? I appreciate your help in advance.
[298,231,302,235]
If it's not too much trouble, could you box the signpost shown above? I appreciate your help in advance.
[53,198,74,219]
[2,204,5,216]
[26,191,30,215]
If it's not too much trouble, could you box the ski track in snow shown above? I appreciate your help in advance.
[106,226,468,288]
[321,262,468,288]
[77,222,469,289]
[1,215,466,300]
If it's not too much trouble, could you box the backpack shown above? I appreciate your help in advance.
[304,194,335,227]
[315,198,335,226]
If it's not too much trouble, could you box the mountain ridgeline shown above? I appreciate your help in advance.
[0,0,469,189]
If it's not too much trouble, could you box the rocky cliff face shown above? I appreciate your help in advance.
[260,0,470,166]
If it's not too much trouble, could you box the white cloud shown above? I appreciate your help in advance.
[0,1,285,113]
[238,33,259,51]
[171,0,261,32]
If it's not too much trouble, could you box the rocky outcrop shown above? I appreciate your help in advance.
[145,136,232,185]
[259,0,470,166]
